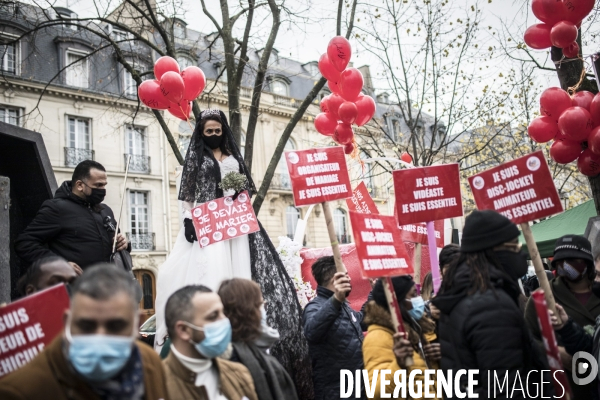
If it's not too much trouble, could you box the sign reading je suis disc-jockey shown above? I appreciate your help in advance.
[285,146,352,207]
[468,150,563,224]
[393,164,463,224]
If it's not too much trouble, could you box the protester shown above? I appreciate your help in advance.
[16,256,77,297]
[0,264,167,400]
[303,256,365,400]
[421,272,433,301]
[218,278,298,400]
[154,109,311,398]
[363,276,440,399]
[527,234,600,399]
[438,243,460,277]
[163,284,258,400]
[431,210,549,398]
[15,160,128,274]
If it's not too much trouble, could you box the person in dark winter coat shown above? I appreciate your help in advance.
[431,210,550,399]
[302,256,366,400]
[539,235,600,400]
[15,160,128,272]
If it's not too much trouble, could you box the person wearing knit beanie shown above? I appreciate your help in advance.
[460,210,520,253]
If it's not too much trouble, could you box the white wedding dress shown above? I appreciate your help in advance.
[154,155,251,349]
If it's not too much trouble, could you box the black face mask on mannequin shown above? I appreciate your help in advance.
[202,134,224,150]
[494,250,529,280]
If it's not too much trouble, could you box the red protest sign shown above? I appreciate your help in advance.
[346,181,379,214]
[393,164,463,224]
[191,191,259,248]
[468,151,563,224]
[0,284,69,379]
[399,221,445,248]
[532,291,572,398]
[349,211,413,279]
[285,146,352,207]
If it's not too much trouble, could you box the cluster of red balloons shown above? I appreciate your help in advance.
[137,56,206,121]
[314,36,376,155]
[524,0,594,57]
[527,87,600,176]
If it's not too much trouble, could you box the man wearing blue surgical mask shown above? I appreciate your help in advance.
[0,264,168,400]
[163,285,258,400]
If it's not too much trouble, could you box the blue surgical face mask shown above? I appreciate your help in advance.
[184,318,232,359]
[65,316,136,382]
[408,296,425,320]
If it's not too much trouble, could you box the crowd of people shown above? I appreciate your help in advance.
[3,109,600,399]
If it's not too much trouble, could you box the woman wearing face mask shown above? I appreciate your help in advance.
[362,275,440,399]
[524,234,600,400]
[154,110,312,398]
[217,278,299,400]
[431,210,551,398]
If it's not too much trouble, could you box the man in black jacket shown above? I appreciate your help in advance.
[302,256,365,400]
[15,160,128,273]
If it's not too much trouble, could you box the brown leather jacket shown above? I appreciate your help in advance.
[0,335,169,400]
[163,351,258,400]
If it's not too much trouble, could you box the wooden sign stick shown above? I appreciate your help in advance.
[322,201,347,273]
[414,243,422,294]
[520,222,560,321]
[383,276,414,367]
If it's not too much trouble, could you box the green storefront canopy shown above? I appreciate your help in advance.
[519,200,597,258]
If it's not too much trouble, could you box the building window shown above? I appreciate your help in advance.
[65,117,92,167]
[112,29,130,42]
[126,125,150,173]
[360,151,374,192]
[334,208,350,244]
[304,62,319,77]
[0,105,21,126]
[387,114,402,142]
[173,21,186,39]
[0,40,18,75]
[66,51,89,88]
[240,132,246,158]
[271,79,289,96]
[177,56,194,69]
[133,270,156,321]
[129,191,154,251]
[286,206,300,239]
[178,120,193,157]
[123,69,137,98]
[273,139,295,190]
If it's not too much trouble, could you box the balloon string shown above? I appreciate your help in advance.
[568,65,588,95]
[180,103,194,131]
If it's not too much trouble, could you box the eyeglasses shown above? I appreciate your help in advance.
[204,129,222,135]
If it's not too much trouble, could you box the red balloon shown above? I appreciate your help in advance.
[344,142,355,155]
[563,42,580,58]
[154,56,180,80]
[333,123,354,145]
[327,36,352,72]
[320,95,331,113]
[588,126,600,154]
[540,87,572,120]
[591,93,600,127]
[550,21,578,48]
[160,71,185,104]
[577,149,600,176]
[137,80,170,110]
[532,0,564,25]
[181,66,206,101]
[558,106,594,142]
[572,91,594,110]
[328,93,345,119]
[401,152,413,164]
[339,68,364,102]
[168,101,191,121]
[328,79,341,94]
[318,53,342,82]
[550,139,582,164]
[314,112,337,136]
[524,24,552,49]
[355,95,376,126]
[563,0,595,24]
[527,116,559,143]
[338,101,358,124]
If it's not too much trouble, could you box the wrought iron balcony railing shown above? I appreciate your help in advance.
[125,154,151,174]
[127,232,156,251]
[269,172,292,191]
[274,95,299,108]
[64,147,94,167]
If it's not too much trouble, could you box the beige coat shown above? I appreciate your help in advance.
[163,352,258,400]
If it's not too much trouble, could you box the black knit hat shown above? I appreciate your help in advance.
[551,235,594,269]
[461,210,520,253]
[372,276,414,311]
